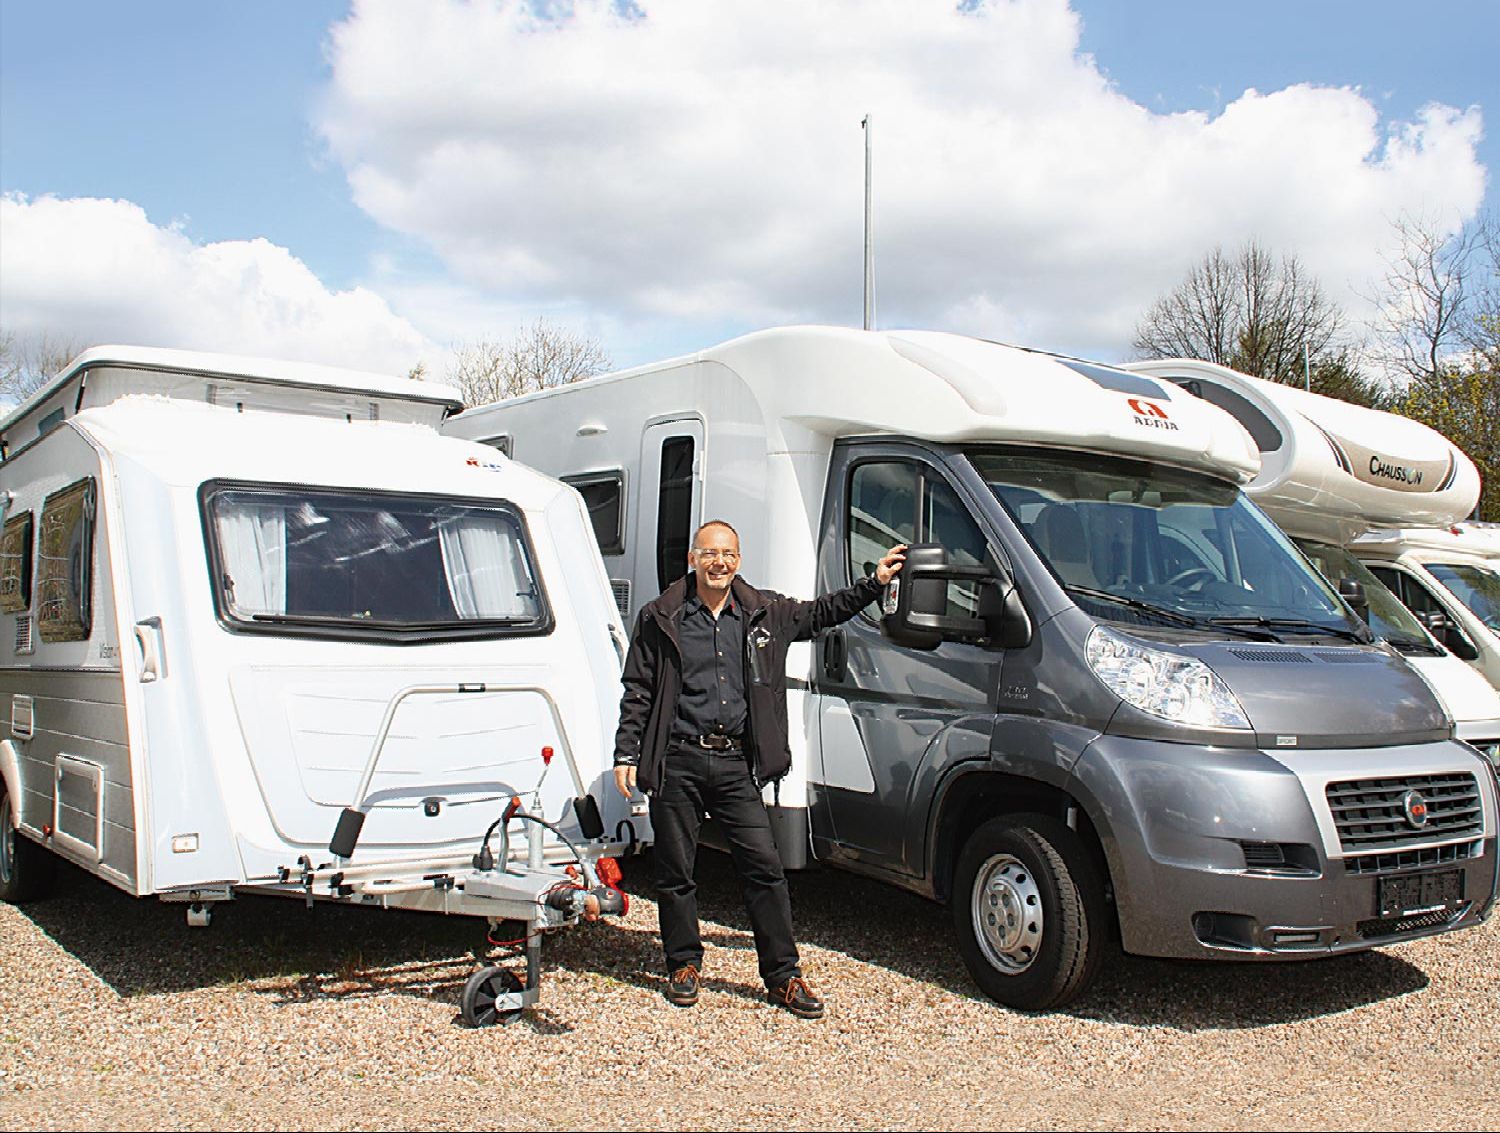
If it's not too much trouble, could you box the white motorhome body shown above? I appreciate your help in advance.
[0,347,634,1022]
[1124,357,1500,756]
[446,326,1497,1011]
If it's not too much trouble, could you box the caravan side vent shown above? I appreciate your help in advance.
[610,579,631,620]
[11,694,34,740]
[15,615,34,655]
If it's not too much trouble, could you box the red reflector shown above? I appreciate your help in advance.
[595,856,623,887]
[541,745,554,765]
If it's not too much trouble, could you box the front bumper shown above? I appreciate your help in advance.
[1074,735,1499,960]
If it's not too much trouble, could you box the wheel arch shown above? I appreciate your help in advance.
[927,765,1114,916]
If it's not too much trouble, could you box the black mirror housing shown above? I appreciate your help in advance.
[880,543,1031,650]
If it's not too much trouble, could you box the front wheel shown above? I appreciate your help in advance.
[952,813,1106,1012]
[1,779,57,904]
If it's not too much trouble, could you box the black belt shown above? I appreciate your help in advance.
[674,733,744,753]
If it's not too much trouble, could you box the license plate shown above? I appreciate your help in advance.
[1377,869,1462,917]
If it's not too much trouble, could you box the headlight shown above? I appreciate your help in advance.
[1086,625,1250,730]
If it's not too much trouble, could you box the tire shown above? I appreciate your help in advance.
[460,966,525,1028]
[952,812,1106,1012]
[0,779,57,904]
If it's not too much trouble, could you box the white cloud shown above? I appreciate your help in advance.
[318,0,1488,361]
[0,193,436,375]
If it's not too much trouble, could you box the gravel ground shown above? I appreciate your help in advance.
[1,851,1497,1132]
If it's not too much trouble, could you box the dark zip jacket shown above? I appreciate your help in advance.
[613,572,884,792]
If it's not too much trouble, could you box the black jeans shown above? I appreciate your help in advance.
[649,743,801,988]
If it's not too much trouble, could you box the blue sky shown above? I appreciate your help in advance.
[2,0,1495,377]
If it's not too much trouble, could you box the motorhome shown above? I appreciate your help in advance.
[0,347,636,1025]
[1354,525,1500,691]
[1123,358,1500,768]
[444,326,1498,1011]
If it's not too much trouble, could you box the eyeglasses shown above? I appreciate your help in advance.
[692,549,741,563]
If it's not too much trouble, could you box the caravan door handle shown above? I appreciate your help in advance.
[134,617,165,683]
[822,629,848,684]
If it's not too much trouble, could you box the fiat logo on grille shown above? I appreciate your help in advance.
[1402,790,1430,829]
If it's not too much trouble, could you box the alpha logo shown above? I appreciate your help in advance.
[1402,789,1429,829]
[465,456,506,472]
[1128,398,1178,431]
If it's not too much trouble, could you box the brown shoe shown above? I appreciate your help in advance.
[767,976,824,1019]
[665,964,700,1007]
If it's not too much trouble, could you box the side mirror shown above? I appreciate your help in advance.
[1337,578,1368,622]
[880,543,1031,651]
[1416,609,1480,661]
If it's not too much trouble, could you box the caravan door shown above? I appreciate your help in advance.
[635,419,704,611]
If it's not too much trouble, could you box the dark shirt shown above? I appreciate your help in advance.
[673,589,747,737]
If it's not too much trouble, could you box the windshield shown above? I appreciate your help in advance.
[202,483,549,641]
[1292,539,1434,649]
[966,449,1360,639]
[1428,563,1500,632]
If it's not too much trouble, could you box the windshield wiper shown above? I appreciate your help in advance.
[1066,587,1279,641]
[1208,616,1373,644]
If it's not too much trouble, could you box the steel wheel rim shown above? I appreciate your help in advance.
[971,852,1043,974]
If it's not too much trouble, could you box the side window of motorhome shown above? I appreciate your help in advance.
[562,471,625,556]
[202,484,549,637]
[1427,564,1500,630]
[37,478,96,642]
[848,461,987,617]
[656,437,694,592]
[480,435,513,458]
[0,511,34,613]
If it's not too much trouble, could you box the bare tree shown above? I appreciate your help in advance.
[446,318,610,408]
[1133,240,1353,391]
[1,329,88,402]
[1367,213,1485,387]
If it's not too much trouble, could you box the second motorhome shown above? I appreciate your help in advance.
[446,326,1498,1011]
[1124,357,1500,768]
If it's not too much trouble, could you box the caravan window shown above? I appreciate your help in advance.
[0,512,33,614]
[201,482,551,643]
[37,478,96,642]
[562,471,626,556]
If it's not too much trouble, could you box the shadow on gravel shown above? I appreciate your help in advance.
[675,849,1434,1032]
[18,845,1432,1032]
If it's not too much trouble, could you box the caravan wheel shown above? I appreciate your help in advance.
[460,966,525,1028]
[952,813,1105,1012]
[0,780,56,904]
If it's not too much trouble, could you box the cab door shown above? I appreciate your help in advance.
[810,442,1003,878]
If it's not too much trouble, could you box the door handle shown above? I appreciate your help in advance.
[822,628,848,683]
[134,617,165,683]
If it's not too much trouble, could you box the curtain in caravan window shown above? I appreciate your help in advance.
[438,513,539,620]
[218,501,288,615]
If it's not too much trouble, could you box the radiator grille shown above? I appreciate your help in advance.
[1343,840,1479,876]
[1356,907,1461,940]
[1325,773,1483,854]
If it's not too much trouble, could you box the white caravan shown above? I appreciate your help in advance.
[0,347,636,1025]
[1125,357,1500,765]
[446,326,1497,1012]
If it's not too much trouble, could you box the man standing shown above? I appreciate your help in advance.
[612,519,905,1018]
